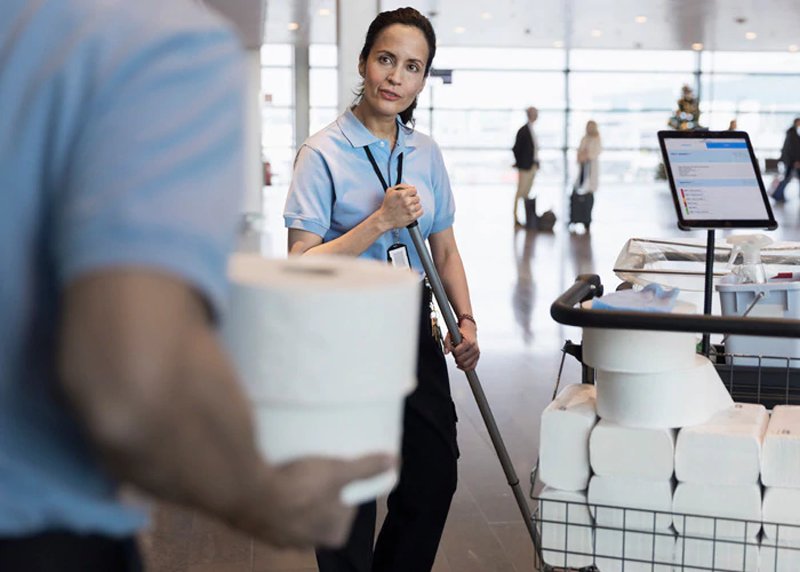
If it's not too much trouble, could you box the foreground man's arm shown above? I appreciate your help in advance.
[58,270,393,548]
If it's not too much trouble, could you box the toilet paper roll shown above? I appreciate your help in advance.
[223,254,420,403]
[672,482,762,541]
[582,300,697,373]
[675,402,768,486]
[221,254,421,504]
[595,529,676,572]
[595,354,734,429]
[538,487,595,569]
[539,384,597,491]
[589,420,675,480]
[762,487,800,546]
[253,400,405,505]
[762,405,800,489]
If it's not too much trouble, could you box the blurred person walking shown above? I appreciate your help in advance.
[569,120,602,232]
[771,117,800,203]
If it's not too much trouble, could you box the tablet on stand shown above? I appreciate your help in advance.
[658,130,778,354]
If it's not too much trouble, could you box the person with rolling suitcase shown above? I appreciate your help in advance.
[570,120,602,232]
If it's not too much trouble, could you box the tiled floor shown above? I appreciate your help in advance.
[140,179,800,571]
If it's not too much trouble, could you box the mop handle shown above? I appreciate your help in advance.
[405,223,537,544]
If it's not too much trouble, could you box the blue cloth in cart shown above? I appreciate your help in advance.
[593,284,680,313]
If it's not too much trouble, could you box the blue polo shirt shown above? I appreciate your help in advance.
[283,109,456,274]
[0,0,244,537]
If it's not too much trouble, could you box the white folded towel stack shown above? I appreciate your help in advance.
[761,545,800,572]
[538,487,595,569]
[762,487,800,546]
[675,403,768,485]
[589,420,675,480]
[675,536,759,571]
[594,528,676,572]
[588,475,673,532]
[672,482,762,540]
[539,384,597,491]
[762,405,800,488]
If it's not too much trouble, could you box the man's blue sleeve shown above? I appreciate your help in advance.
[56,23,246,318]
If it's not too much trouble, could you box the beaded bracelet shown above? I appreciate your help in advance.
[457,313,477,328]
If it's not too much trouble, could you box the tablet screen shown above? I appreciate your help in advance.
[658,131,776,229]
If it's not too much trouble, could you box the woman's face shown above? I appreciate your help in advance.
[358,24,429,120]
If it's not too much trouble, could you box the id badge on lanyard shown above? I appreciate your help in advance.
[386,242,410,269]
[363,146,410,269]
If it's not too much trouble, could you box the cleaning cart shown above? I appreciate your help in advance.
[529,273,800,572]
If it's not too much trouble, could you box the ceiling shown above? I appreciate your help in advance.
[263,0,800,52]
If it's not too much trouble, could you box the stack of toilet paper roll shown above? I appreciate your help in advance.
[220,254,420,505]
[761,405,800,571]
[537,299,745,571]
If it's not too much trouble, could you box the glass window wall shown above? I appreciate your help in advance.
[261,42,800,187]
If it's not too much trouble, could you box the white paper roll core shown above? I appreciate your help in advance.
[221,254,421,504]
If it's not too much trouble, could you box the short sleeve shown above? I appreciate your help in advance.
[283,145,334,237]
[55,25,245,319]
[430,142,456,234]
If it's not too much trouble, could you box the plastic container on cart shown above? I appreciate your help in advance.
[717,281,800,367]
[527,274,800,572]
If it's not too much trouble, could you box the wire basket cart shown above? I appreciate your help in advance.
[529,274,800,571]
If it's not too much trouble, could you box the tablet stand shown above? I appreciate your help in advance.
[701,229,715,355]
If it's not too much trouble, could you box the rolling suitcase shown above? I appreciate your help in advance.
[570,161,594,227]
[569,191,594,226]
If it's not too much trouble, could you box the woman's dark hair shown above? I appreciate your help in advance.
[356,7,436,125]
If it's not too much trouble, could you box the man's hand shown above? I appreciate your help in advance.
[244,454,396,548]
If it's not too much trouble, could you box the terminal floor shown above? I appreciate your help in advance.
[140,181,800,571]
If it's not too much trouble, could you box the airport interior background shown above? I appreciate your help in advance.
[141,1,800,570]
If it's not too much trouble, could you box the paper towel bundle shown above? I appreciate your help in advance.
[761,545,800,572]
[672,482,762,540]
[762,487,800,546]
[762,405,800,488]
[595,355,733,429]
[594,529,676,572]
[221,254,420,505]
[675,403,768,485]
[675,536,759,571]
[590,420,675,480]
[588,476,673,532]
[538,487,595,569]
[539,384,597,491]
[582,301,697,373]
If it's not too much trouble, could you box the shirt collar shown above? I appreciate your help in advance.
[337,107,416,150]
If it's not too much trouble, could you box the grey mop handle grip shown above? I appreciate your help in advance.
[405,224,537,545]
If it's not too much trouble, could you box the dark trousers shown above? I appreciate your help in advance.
[772,165,800,200]
[0,531,142,571]
[316,286,459,572]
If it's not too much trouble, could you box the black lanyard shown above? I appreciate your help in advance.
[363,146,403,192]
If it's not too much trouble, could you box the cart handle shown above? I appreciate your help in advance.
[551,274,800,339]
